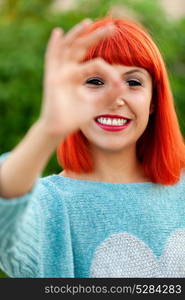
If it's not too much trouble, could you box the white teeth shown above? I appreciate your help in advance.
[97,117,128,125]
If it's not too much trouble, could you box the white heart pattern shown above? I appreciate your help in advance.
[90,229,185,277]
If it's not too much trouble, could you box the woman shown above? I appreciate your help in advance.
[0,16,185,278]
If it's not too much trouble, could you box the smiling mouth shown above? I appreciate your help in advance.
[94,117,132,132]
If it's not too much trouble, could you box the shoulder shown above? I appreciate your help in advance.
[178,169,185,183]
[164,170,185,193]
[37,173,73,201]
[37,175,62,195]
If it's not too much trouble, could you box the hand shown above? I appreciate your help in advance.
[39,19,123,139]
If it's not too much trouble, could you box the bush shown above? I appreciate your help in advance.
[1,0,185,174]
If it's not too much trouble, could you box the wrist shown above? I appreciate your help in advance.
[33,119,66,145]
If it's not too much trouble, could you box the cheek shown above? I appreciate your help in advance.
[129,96,152,131]
[79,122,95,139]
[131,92,152,114]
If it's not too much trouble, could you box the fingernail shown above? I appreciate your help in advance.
[98,24,115,33]
[82,19,93,26]
[53,28,61,36]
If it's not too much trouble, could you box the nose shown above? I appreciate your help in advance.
[116,98,125,106]
[108,97,126,109]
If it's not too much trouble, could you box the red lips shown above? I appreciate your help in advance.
[95,114,131,120]
[94,114,132,132]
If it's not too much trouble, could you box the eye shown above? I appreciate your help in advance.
[85,77,104,86]
[127,80,142,86]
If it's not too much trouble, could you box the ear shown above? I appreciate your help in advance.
[149,102,155,115]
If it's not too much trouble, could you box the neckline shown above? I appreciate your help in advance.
[52,174,156,187]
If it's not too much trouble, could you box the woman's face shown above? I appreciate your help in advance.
[79,64,153,153]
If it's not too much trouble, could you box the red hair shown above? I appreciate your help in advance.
[56,16,185,185]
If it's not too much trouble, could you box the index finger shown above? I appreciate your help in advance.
[76,24,115,48]
[67,24,115,63]
[63,19,93,45]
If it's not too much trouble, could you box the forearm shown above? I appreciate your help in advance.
[0,120,63,199]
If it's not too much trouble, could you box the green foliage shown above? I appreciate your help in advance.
[1,0,53,19]
[0,269,8,277]
[1,0,185,172]
[0,0,185,277]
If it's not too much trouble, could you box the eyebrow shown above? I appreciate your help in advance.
[123,69,147,76]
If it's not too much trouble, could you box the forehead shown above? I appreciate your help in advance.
[112,65,151,79]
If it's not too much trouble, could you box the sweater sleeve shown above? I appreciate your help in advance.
[0,152,43,277]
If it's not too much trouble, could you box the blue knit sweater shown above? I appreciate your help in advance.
[0,152,185,278]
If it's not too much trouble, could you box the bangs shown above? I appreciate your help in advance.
[81,19,161,83]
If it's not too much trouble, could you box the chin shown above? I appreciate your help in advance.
[90,140,133,153]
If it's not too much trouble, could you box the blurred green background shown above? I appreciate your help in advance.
[0,0,185,277]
